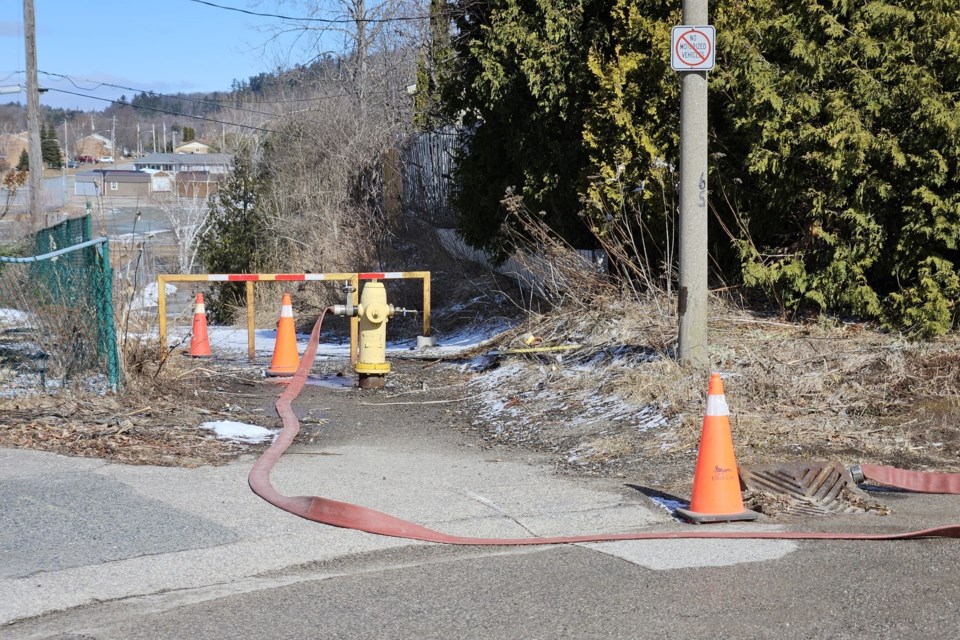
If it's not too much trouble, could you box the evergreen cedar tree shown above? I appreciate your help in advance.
[198,154,268,323]
[436,0,959,337]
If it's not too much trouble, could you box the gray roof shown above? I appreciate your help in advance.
[134,153,233,165]
[75,170,150,183]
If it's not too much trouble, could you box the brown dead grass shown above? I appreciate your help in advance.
[485,206,960,477]
[0,343,271,467]
[3,209,958,480]
[497,283,960,470]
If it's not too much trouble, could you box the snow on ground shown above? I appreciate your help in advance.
[465,349,674,466]
[0,308,34,328]
[4,299,668,466]
[166,319,511,361]
[130,282,177,310]
[1,305,116,399]
[200,420,277,444]
[166,317,673,466]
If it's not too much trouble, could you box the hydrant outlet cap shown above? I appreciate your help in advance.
[366,303,387,323]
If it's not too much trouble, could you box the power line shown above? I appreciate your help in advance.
[45,88,277,133]
[188,0,429,24]
[39,71,278,117]
[38,69,387,107]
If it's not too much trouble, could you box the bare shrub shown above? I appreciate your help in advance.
[152,187,213,275]
[255,74,415,293]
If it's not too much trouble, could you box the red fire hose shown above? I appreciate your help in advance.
[248,309,960,543]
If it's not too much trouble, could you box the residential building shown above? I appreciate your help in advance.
[174,170,222,198]
[74,169,150,198]
[150,171,173,193]
[133,152,233,176]
[0,131,29,168]
[173,140,211,154]
[73,134,113,161]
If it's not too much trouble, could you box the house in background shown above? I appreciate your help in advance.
[173,140,211,154]
[74,134,113,161]
[74,169,150,197]
[150,171,173,193]
[174,170,222,198]
[0,131,29,168]
[134,152,233,176]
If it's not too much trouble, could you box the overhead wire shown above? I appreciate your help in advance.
[38,69,402,107]
[188,0,430,24]
[45,84,410,134]
[45,88,278,133]
[39,71,278,117]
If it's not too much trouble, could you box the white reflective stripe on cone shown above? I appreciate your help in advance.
[280,305,293,317]
[706,394,729,416]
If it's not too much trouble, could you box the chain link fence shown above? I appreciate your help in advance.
[0,215,121,393]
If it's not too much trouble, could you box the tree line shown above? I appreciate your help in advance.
[430,0,959,338]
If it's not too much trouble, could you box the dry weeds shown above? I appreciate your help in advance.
[466,206,960,490]
[2,221,958,488]
[0,348,269,467]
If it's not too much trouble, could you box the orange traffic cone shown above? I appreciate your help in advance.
[267,293,300,376]
[675,373,758,524]
[189,293,212,357]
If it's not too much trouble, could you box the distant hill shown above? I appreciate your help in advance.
[0,55,351,158]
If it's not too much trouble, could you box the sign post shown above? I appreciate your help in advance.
[674,5,713,369]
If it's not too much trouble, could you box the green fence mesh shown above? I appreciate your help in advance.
[0,215,121,392]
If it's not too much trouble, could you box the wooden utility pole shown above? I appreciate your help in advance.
[677,0,710,369]
[23,0,45,231]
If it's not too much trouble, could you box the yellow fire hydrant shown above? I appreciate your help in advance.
[333,280,413,389]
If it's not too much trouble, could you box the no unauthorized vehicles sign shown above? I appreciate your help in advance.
[671,25,716,71]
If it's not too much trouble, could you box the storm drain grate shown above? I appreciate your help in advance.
[739,461,888,516]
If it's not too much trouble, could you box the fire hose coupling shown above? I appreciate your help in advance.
[333,300,416,321]
[848,464,865,484]
[332,281,358,317]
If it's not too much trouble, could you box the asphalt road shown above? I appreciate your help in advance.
[3,373,959,639]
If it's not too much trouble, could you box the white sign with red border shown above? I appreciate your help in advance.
[671,25,716,71]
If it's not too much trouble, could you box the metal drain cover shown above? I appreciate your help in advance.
[739,461,888,516]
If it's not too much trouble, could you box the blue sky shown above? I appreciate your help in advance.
[0,1,312,110]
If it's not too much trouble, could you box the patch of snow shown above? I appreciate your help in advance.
[467,348,674,450]
[201,420,277,444]
[130,282,177,309]
[647,495,688,521]
[112,229,171,242]
[160,311,516,362]
[0,308,34,328]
